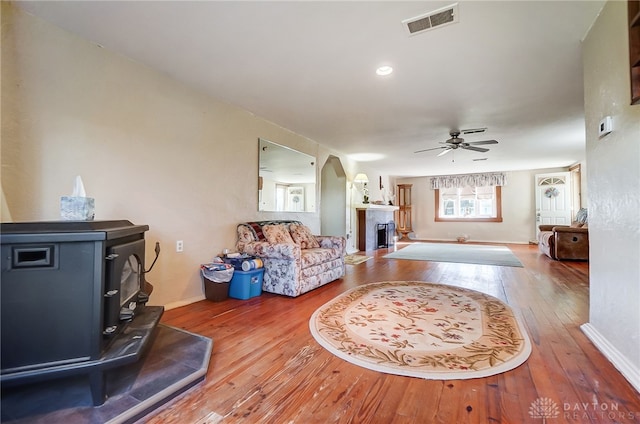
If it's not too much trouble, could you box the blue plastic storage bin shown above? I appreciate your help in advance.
[229,268,264,300]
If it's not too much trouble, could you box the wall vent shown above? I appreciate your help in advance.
[402,3,459,36]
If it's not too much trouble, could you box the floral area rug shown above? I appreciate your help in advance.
[309,281,531,379]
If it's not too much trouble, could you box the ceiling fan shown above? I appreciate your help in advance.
[414,129,498,157]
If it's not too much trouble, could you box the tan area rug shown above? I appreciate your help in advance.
[344,254,372,265]
[384,243,523,267]
[309,281,531,379]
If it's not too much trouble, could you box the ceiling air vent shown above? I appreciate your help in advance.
[402,3,459,36]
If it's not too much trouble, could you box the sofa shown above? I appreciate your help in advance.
[235,220,346,297]
[538,208,589,261]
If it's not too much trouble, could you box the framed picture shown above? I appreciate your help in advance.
[287,187,304,211]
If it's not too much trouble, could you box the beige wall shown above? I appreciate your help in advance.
[394,167,568,244]
[0,3,353,308]
[582,1,640,391]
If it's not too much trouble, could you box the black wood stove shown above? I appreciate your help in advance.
[0,220,163,405]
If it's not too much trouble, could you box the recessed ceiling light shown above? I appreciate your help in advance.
[376,66,393,76]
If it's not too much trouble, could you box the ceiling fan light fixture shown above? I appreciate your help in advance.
[376,66,393,76]
[414,130,499,157]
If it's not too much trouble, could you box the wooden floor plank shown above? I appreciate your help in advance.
[145,243,640,423]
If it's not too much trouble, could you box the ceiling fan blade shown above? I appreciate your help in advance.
[468,139,498,145]
[462,145,489,153]
[437,148,452,157]
[461,127,487,135]
[414,146,448,154]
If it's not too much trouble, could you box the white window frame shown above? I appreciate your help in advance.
[435,186,503,222]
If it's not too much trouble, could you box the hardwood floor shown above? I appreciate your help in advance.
[145,243,640,423]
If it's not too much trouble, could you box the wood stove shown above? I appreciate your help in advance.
[0,220,163,405]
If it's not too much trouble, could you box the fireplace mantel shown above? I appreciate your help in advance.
[355,204,399,211]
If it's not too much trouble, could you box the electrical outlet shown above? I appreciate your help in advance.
[176,240,184,252]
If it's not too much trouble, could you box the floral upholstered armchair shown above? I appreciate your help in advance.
[236,220,346,297]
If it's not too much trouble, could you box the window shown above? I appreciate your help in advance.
[435,186,502,222]
[275,184,287,211]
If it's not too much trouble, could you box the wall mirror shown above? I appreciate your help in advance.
[258,138,316,212]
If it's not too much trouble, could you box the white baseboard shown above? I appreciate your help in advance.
[162,295,206,311]
[581,323,640,394]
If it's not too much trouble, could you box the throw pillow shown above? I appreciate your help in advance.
[289,223,320,249]
[263,224,295,245]
[248,222,266,241]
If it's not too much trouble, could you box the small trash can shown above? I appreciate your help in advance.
[201,263,234,302]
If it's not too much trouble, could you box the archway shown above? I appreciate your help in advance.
[320,156,347,237]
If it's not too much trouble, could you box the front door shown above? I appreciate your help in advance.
[535,172,572,236]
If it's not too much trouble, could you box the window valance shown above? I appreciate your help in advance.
[430,172,507,189]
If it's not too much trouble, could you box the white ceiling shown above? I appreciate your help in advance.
[16,1,605,177]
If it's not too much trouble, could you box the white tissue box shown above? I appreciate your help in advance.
[60,196,95,221]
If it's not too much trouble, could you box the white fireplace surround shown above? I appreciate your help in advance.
[356,205,399,252]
